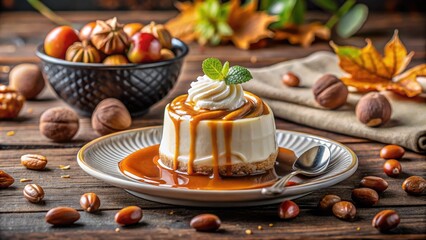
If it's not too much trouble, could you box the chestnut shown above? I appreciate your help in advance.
[356,92,392,127]
[312,74,348,109]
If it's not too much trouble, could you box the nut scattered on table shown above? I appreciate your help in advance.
[356,92,392,127]
[92,98,132,136]
[115,206,143,226]
[282,72,300,87]
[351,188,379,207]
[383,159,402,177]
[0,170,15,188]
[23,183,45,203]
[0,84,25,119]
[380,145,405,159]
[39,107,79,142]
[372,210,400,232]
[318,194,341,214]
[312,74,348,109]
[8,63,45,100]
[45,207,80,225]
[21,154,48,170]
[402,176,426,195]
[190,213,221,232]
[278,200,300,220]
[80,192,101,213]
[332,201,356,221]
[359,176,388,193]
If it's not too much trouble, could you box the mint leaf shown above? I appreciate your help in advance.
[202,58,224,80]
[221,61,229,76]
[224,66,253,85]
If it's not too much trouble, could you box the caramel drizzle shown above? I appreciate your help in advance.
[167,91,269,176]
[209,122,220,178]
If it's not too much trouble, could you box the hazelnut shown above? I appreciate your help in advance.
[92,98,132,136]
[45,207,80,225]
[380,145,405,159]
[356,92,392,127]
[282,72,300,87]
[360,176,388,193]
[114,206,143,226]
[402,176,426,195]
[383,159,401,177]
[351,188,379,206]
[318,194,341,214]
[21,154,48,170]
[372,210,400,232]
[40,107,79,142]
[332,201,356,221]
[23,183,44,203]
[8,63,45,99]
[190,214,221,232]
[0,84,25,119]
[312,74,348,109]
[80,192,101,213]
[278,200,300,219]
[0,170,15,188]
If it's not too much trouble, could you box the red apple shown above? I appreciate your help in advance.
[44,26,79,59]
[127,32,161,63]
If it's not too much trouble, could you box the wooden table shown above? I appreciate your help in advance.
[0,11,425,239]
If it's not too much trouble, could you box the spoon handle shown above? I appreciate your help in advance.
[261,170,301,195]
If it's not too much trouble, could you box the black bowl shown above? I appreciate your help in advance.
[36,38,188,117]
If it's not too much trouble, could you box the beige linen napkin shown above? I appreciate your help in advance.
[243,52,426,153]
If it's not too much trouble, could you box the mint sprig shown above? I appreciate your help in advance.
[201,58,252,85]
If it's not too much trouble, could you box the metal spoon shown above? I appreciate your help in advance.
[261,145,331,195]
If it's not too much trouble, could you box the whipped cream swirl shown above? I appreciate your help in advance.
[187,75,246,110]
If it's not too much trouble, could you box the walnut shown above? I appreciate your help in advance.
[39,107,79,142]
[91,98,132,136]
[0,84,25,119]
[312,74,348,109]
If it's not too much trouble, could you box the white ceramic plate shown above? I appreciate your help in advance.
[77,126,357,207]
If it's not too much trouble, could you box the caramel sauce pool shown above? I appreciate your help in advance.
[119,145,297,190]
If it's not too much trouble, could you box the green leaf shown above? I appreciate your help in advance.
[312,0,338,12]
[202,58,224,80]
[221,61,230,76]
[336,3,368,38]
[325,0,355,28]
[291,0,305,25]
[224,66,253,85]
[269,0,297,29]
[217,21,233,36]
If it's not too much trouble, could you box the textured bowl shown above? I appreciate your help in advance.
[36,39,188,117]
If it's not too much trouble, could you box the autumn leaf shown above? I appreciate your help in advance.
[227,0,277,49]
[165,1,202,43]
[331,30,423,97]
[274,22,330,47]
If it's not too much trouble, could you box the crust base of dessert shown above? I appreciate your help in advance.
[159,150,278,176]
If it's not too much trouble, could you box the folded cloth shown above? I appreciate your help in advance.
[243,51,426,153]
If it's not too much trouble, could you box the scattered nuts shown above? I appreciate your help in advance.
[0,84,25,119]
[6,130,15,136]
[45,207,80,225]
[318,194,341,214]
[278,200,300,220]
[21,154,48,170]
[61,175,70,178]
[23,183,44,203]
[115,206,143,226]
[190,213,221,232]
[92,98,132,136]
[40,107,79,142]
[383,159,402,177]
[80,192,101,213]
[257,225,263,230]
[332,201,356,221]
[360,176,388,193]
[402,176,426,195]
[115,227,120,232]
[282,72,300,87]
[59,165,70,170]
[351,188,379,206]
[20,178,32,182]
[380,145,405,159]
[0,170,15,188]
[245,229,253,235]
[356,92,392,127]
[8,63,45,99]
[372,210,400,232]
[312,74,348,109]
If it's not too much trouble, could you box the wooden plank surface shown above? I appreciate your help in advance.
[0,11,425,239]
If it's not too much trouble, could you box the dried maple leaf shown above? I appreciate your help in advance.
[331,30,424,97]
[165,1,202,43]
[274,22,330,47]
[227,0,277,49]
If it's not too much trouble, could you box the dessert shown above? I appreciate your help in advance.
[159,58,277,176]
